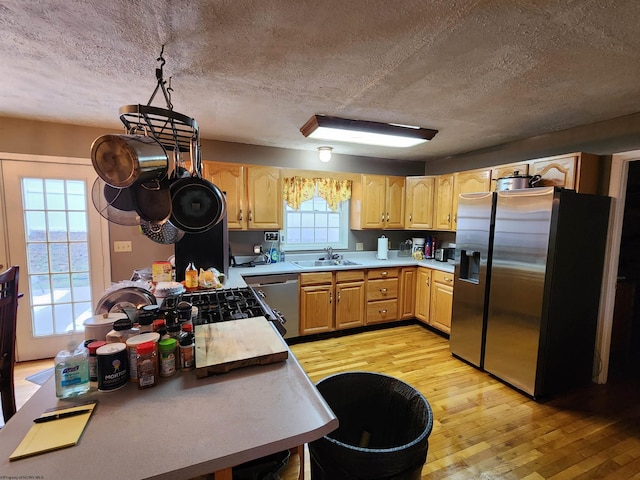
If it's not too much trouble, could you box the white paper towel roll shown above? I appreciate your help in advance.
[377,236,388,260]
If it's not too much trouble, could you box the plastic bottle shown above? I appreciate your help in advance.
[54,341,91,398]
[87,340,107,383]
[158,338,177,377]
[136,341,158,389]
[185,261,198,291]
[106,317,139,343]
[178,323,195,371]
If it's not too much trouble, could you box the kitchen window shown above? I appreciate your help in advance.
[281,177,351,251]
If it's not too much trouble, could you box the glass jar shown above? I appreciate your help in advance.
[136,341,158,389]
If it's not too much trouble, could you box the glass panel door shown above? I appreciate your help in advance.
[2,160,110,361]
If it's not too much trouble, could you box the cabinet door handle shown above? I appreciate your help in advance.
[379,288,388,294]
[444,276,453,283]
[381,271,388,276]
[337,291,341,302]
[386,212,389,222]
[409,213,412,222]
[329,292,333,304]
[249,210,253,221]
[454,214,457,223]
[447,213,451,223]
[381,213,385,222]
[379,309,388,314]
[426,278,430,287]
[238,209,243,221]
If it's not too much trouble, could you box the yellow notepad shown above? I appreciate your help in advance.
[10,401,98,461]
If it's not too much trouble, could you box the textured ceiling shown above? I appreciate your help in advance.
[2,0,640,161]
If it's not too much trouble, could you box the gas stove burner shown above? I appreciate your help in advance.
[225,293,243,303]
[229,311,249,320]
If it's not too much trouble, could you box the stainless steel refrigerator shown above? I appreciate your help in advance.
[450,187,610,398]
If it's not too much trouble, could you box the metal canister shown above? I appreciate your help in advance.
[96,342,129,391]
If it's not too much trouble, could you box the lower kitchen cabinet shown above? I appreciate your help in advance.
[415,267,432,323]
[299,270,365,334]
[430,270,454,334]
[335,270,365,330]
[299,272,334,335]
[398,267,417,319]
[366,267,399,325]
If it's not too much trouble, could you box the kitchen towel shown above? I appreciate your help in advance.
[377,236,388,260]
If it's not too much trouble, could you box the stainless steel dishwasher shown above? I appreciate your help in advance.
[245,273,299,339]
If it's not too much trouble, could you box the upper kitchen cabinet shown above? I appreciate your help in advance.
[203,162,246,229]
[202,163,282,230]
[350,175,405,230]
[247,166,282,229]
[405,176,435,230]
[452,168,492,230]
[490,163,530,191]
[434,174,455,230]
[528,152,600,194]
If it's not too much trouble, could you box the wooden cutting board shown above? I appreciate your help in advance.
[194,316,289,378]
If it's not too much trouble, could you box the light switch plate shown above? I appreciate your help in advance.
[356,242,364,251]
[114,240,132,252]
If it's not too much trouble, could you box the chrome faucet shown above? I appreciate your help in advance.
[324,246,334,259]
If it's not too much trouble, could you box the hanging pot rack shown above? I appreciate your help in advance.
[118,46,199,156]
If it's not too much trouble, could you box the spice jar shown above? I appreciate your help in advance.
[136,341,158,389]
[179,323,195,371]
[126,332,160,382]
[106,318,139,343]
[87,340,107,383]
[158,338,177,377]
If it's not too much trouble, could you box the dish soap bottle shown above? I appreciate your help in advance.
[185,261,198,291]
[54,341,90,398]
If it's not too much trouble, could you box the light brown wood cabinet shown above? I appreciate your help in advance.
[299,272,334,335]
[528,152,600,194]
[299,270,365,335]
[203,162,246,229]
[405,176,435,229]
[350,175,405,229]
[366,267,399,324]
[415,267,432,323]
[335,270,365,330]
[452,168,492,230]
[246,166,282,229]
[398,267,417,319]
[430,270,454,334]
[203,162,282,230]
[434,174,455,230]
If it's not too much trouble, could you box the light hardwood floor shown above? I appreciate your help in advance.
[10,324,640,479]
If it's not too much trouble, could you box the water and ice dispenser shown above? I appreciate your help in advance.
[459,250,481,283]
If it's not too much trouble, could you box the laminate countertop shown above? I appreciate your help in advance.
[0,342,338,479]
[225,252,455,288]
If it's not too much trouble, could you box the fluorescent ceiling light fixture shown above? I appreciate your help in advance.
[300,115,437,148]
[318,146,333,162]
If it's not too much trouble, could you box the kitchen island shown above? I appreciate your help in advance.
[0,341,337,479]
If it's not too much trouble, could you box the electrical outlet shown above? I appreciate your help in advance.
[114,240,132,252]
[356,242,364,251]
[264,231,279,242]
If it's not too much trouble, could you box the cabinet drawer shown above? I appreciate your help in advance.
[367,267,399,280]
[299,272,333,286]
[432,270,454,285]
[367,278,398,301]
[336,270,365,283]
[366,299,398,324]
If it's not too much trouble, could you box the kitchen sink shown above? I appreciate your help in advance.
[292,259,360,268]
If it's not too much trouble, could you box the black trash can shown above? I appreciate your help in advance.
[309,372,433,480]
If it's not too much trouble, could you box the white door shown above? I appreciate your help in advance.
[1,159,110,361]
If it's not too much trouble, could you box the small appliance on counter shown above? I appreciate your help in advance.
[434,247,455,262]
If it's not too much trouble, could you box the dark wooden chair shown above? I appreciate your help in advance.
[0,265,20,424]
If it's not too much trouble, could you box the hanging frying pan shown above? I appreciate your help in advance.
[169,138,226,233]
[133,177,173,224]
[91,177,140,226]
[91,134,169,188]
